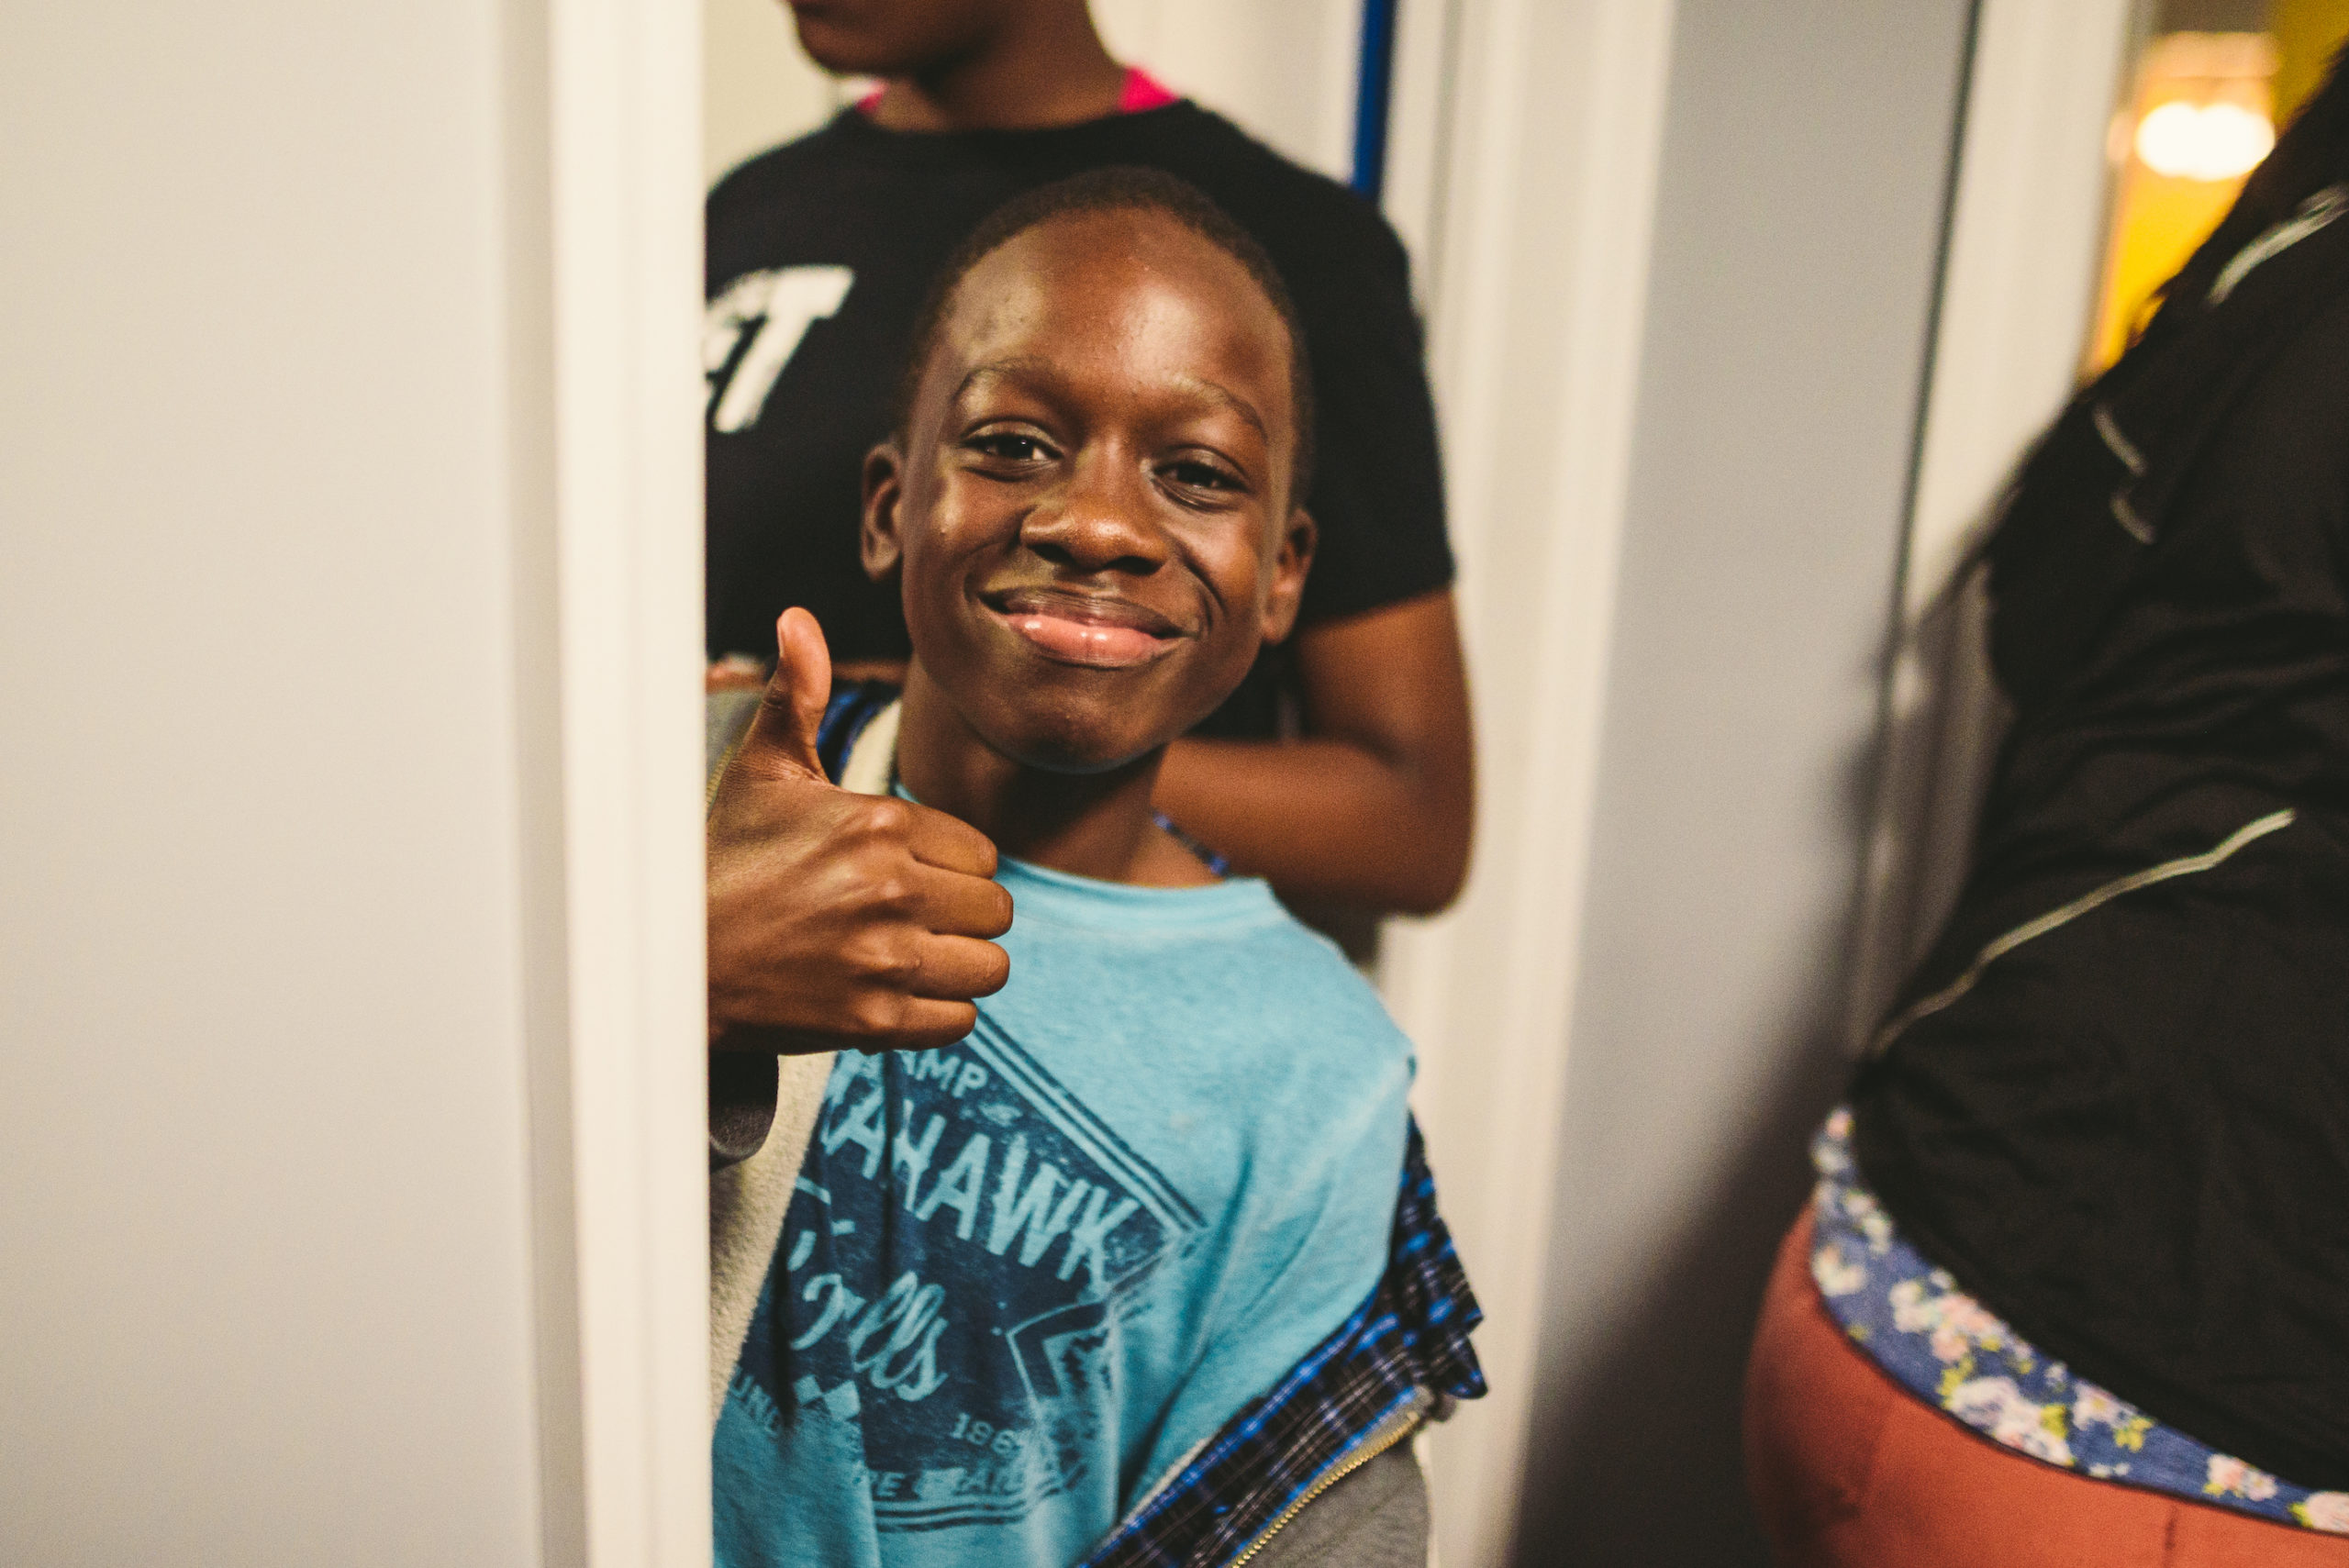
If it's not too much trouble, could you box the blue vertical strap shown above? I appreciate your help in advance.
[1351,0,1399,199]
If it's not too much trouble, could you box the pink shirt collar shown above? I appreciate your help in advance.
[857,66,1178,120]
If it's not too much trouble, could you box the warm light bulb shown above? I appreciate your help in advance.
[2134,100,2275,181]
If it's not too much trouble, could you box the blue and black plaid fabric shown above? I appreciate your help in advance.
[1081,1122,1486,1568]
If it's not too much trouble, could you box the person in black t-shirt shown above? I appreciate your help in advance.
[704,0,1471,917]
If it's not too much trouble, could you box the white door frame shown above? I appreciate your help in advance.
[1377,3,1675,1565]
[1843,0,2137,1048]
[532,0,711,1558]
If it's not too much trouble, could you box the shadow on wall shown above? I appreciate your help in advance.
[1508,734,1876,1567]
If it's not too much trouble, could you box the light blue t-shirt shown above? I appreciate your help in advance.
[714,856,1414,1568]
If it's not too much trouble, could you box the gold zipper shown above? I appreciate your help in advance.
[1227,1389,1432,1567]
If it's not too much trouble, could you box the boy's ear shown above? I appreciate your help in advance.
[1259,505,1317,645]
[860,439,907,584]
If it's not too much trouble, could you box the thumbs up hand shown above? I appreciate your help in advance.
[707,608,1012,1054]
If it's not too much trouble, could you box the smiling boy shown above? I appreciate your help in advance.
[706,170,1481,1568]
[706,0,1475,918]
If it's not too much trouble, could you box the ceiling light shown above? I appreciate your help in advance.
[2134,99,2275,181]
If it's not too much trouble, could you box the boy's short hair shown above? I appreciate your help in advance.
[893,166,1318,499]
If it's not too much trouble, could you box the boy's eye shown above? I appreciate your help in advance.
[966,431,1054,464]
[1161,458,1244,495]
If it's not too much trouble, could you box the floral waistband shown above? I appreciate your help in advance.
[1809,1107,2348,1536]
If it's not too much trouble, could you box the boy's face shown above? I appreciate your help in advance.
[863,210,1314,774]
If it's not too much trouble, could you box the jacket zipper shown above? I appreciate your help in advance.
[1226,1388,1432,1567]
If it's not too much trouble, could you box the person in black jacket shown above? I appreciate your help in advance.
[704,0,1472,918]
[1744,47,2349,1564]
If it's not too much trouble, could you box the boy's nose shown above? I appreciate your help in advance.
[1020,452,1168,577]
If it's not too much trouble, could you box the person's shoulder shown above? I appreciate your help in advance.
[1133,105,1371,214]
[1218,911,1414,1188]
[1125,106,1411,293]
[1024,873,1407,1057]
[706,113,863,218]
[1235,906,1415,1063]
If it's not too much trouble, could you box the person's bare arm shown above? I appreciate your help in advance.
[1153,588,1472,916]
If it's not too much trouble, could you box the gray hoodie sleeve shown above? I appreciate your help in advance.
[707,687,775,1171]
[1248,1442,1430,1568]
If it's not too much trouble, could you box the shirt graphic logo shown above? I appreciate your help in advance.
[740,1014,1203,1534]
[705,265,854,433]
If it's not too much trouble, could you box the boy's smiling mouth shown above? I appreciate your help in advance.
[982,585,1187,669]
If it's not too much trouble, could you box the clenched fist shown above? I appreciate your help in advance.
[707,608,1012,1055]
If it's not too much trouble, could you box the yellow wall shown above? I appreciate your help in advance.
[2090,165,2248,365]
[2272,0,2349,122]
[2087,4,2349,368]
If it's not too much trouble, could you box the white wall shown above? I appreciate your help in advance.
[1508,3,1976,1562]
[1095,0,1363,182]
[705,0,840,183]
[0,0,561,1561]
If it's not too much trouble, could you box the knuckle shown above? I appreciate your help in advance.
[862,798,913,840]
[848,995,899,1038]
[751,691,797,738]
[850,932,918,986]
[840,932,887,977]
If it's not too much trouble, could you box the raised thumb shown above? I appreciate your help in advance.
[741,606,833,780]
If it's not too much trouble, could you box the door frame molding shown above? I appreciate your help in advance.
[529,0,711,1557]
[1377,3,1676,1563]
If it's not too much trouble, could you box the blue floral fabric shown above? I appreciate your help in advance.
[1809,1107,2349,1536]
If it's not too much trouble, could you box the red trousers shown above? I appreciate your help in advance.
[1743,1209,2349,1566]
